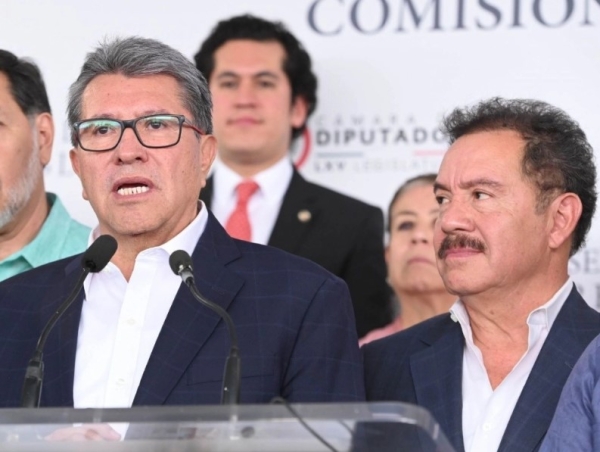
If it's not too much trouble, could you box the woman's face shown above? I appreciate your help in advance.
[386,183,447,295]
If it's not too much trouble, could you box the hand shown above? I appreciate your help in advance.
[45,424,121,441]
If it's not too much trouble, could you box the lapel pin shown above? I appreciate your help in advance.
[297,210,312,223]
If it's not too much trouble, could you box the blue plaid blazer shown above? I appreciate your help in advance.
[363,286,600,452]
[0,213,364,407]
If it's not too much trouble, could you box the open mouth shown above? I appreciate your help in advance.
[116,184,149,196]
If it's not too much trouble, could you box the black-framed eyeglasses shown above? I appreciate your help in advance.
[73,114,205,152]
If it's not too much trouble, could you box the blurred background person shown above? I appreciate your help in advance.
[195,15,391,338]
[0,50,89,282]
[360,174,455,346]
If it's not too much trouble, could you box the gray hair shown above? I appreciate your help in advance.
[67,36,212,145]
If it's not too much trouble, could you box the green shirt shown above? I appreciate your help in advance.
[0,193,91,282]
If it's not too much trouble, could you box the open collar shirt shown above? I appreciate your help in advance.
[73,202,208,409]
[451,277,573,452]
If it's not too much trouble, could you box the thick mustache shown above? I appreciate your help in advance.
[438,234,486,259]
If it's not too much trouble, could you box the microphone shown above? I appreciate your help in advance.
[20,235,118,408]
[169,250,241,405]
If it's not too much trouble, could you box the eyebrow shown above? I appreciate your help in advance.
[433,178,503,192]
[82,109,171,121]
[215,71,280,80]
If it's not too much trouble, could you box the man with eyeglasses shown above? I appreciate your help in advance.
[0,37,364,426]
[0,50,90,282]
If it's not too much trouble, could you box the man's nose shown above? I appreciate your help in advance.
[411,225,431,244]
[234,80,258,106]
[112,128,149,164]
[438,199,474,234]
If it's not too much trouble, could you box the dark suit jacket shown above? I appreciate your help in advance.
[363,286,600,452]
[201,169,392,338]
[0,214,364,408]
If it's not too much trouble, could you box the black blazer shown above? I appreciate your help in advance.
[363,286,600,452]
[0,213,365,407]
[201,169,392,338]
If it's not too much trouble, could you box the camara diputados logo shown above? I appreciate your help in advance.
[292,114,447,173]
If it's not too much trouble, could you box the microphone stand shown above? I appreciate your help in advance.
[186,280,241,405]
[170,250,241,405]
[21,269,89,408]
[20,234,117,408]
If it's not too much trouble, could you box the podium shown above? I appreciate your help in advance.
[0,402,455,451]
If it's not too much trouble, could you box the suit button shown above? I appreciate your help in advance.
[297,210,312,222]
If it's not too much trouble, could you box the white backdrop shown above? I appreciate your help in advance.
[2,0,600,305]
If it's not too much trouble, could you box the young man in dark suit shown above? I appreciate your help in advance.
[363,98,600,452]
[194,15,391,339]
[0,37,364,438]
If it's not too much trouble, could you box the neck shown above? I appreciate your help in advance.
[0,187,49,261]
[101,206,199,281]
[397,289,455,329]
[220,152,288,179]
[460,273,568,389]
[110,232,176,281]
[110,240,147,282]
[462,272,568,341]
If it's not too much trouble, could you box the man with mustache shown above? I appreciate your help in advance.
[0,50,89,281]
[194,15,391,339]
[363,97,600,452]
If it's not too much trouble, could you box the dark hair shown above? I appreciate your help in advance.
[194,14,317,141]
[442,97,596,255]
[387,174,437,232]
[0,49,51,116]
[68,36,212,144]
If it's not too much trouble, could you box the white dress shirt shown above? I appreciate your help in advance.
[73,203,208,409]
[451,278,573,452]
[211,156,293,245]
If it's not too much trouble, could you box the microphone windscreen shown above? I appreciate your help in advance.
[81,235,118,273]
[169,250,193,276]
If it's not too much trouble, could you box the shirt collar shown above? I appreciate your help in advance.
[450,277,574,331]
[86,201,209,278]
[212,156,293,204]
[20,193,74,268]
[527,277,573,328]
[154,200,209,258]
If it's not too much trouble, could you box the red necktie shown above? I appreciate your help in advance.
[225,180,259,241]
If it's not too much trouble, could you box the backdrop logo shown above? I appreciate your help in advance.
[298,114,447,173]
[308,0,600,35]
